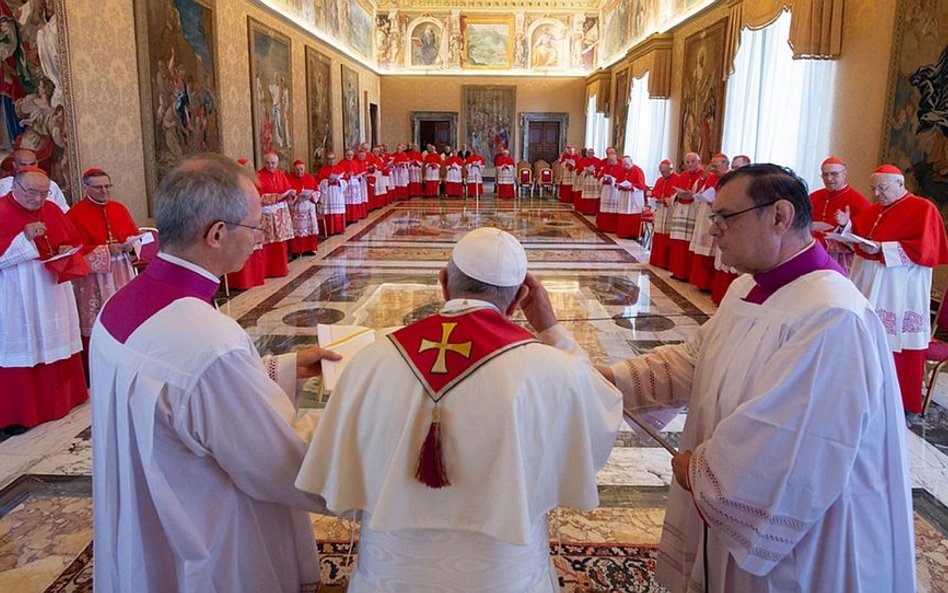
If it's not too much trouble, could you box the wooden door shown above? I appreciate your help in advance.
[528,121,560,163]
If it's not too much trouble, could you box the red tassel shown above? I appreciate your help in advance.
[416,407,450,488]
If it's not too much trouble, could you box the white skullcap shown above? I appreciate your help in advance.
[452,227,527,287]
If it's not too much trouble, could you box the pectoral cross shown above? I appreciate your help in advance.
[418,322,473,374]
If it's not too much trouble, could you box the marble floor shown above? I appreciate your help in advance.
[2,196,948,591]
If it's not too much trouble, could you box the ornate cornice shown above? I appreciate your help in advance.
[376,0,597,10]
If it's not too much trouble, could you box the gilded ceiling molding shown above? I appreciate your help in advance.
[377,0,598,10]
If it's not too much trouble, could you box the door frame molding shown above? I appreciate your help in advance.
[411,111,458,150]
[520,112,569,162]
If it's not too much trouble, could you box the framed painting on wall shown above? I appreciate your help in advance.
[248,17,293,167]
[135,0,221,214]
[461,16,513,69]
[305,46,333,169]
[2,0,80,205]
[881,0,948,211]
[677,18,728,167]
[341,64,361,150]
[463,85,515,165]
[613,67,630,153]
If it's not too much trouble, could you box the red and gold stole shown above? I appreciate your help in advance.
[388,306,536,488]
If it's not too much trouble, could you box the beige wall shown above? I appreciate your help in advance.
[65,0,380,223]
[379,76,587,159]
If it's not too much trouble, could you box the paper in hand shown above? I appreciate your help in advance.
[317,324,376,391]
[41,245,80,263]
[811,221,834,232]
[826,231,877,248]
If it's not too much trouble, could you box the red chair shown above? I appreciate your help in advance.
[922,286,948,415]
[538,168,554,197]
[518,167,534,197]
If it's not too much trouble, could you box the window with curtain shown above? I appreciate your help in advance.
[585,95,610,155]
[721,9,835,190]
[623,71,671,183]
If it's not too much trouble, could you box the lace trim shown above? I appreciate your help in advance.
[266,357,279,382]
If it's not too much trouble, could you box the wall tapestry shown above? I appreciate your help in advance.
[135,0,220,213]
[248,17,293,166]
[341,64,361,150]
[678,18,728,167]
[305,46,332,168]
[0,0,80,202]
[613,68,630,153]
[881,0,948,209]
[463,85,515,165]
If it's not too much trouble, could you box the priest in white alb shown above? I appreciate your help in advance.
[90,154,340,593]
[587,164,913,592]
[296,227,622,593]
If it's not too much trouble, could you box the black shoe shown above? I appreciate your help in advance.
[1,424,28,436]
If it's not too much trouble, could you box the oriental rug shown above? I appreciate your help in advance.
[43,540,665,593]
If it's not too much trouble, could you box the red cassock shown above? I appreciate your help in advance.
[408,151,424,197]
[852,193,948,412]
[444,156,464,197]
[595,162,625,232]
[615,164,647,240]
[809,185,870,273]
[423,154,443,197]
[362,156,381,211]
[464,154,486,198]
[688,174,719,291]
[392,152,410,201]
[287,172,319,254]
[648,172,679,269]
[67,198,139,256]
[495,155,516,200]
[255,168,293,278]
[667,169,705,280]
[711,269,738,306]
[0,196,88,428]
[318,163,349,235]
[558,152,577,202]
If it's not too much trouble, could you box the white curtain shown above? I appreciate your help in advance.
[721,9,835,190]
[585,95,610,155]
[624,71,671,184]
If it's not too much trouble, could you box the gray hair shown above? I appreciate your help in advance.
[445,260,520,311]
[154,153,254,248]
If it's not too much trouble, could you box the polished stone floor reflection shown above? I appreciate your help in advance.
[1,197,947,591]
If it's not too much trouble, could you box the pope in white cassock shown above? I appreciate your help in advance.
[589,164,914,592]
[296,227,623,593]
[89,154,340,593]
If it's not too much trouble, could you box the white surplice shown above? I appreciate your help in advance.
[0,231,81,366]
[610,272,915,593]
[296,299,622,593]
[90,254,327,593]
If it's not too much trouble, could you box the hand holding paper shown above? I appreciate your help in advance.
[316,324,377,391]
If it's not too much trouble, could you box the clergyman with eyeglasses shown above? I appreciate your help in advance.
[65,167,140,378]
[89,154,341,593]
[807,155,869,274]
[837,164,948,415]
[554,163,914,591]
[0,165,88,436]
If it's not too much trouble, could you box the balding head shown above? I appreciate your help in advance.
[263,152,279,172]
[12,149,38,169]
[12,168,50,211]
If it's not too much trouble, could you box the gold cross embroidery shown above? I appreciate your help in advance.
[418,322,473,374]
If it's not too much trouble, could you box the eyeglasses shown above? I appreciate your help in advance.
[14,181,50,198]
[203,220,264,239]
[708,200,779,230]
[870,182,893,193]
[84,183,113,191]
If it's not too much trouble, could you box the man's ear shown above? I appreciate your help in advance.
[205,221,225,249]
[438,268,449,301]
[773,200,795,231]
[506,284,529,317]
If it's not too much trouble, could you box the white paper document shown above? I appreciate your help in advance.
[317,324,377,391]
[41,245,80,263]
[826,231,877,248]
[811,221,835,232]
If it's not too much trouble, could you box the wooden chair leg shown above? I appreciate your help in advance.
[922,359,948,416]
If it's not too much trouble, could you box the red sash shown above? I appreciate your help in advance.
[388,307,536,400]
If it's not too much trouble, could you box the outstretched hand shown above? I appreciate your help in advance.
[295,345,342,379]
[520,273,558,333]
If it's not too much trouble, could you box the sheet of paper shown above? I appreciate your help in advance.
[41,246,80,263]
[317,324,377,391]
[811,221,834,232]
[826,231,877,248]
